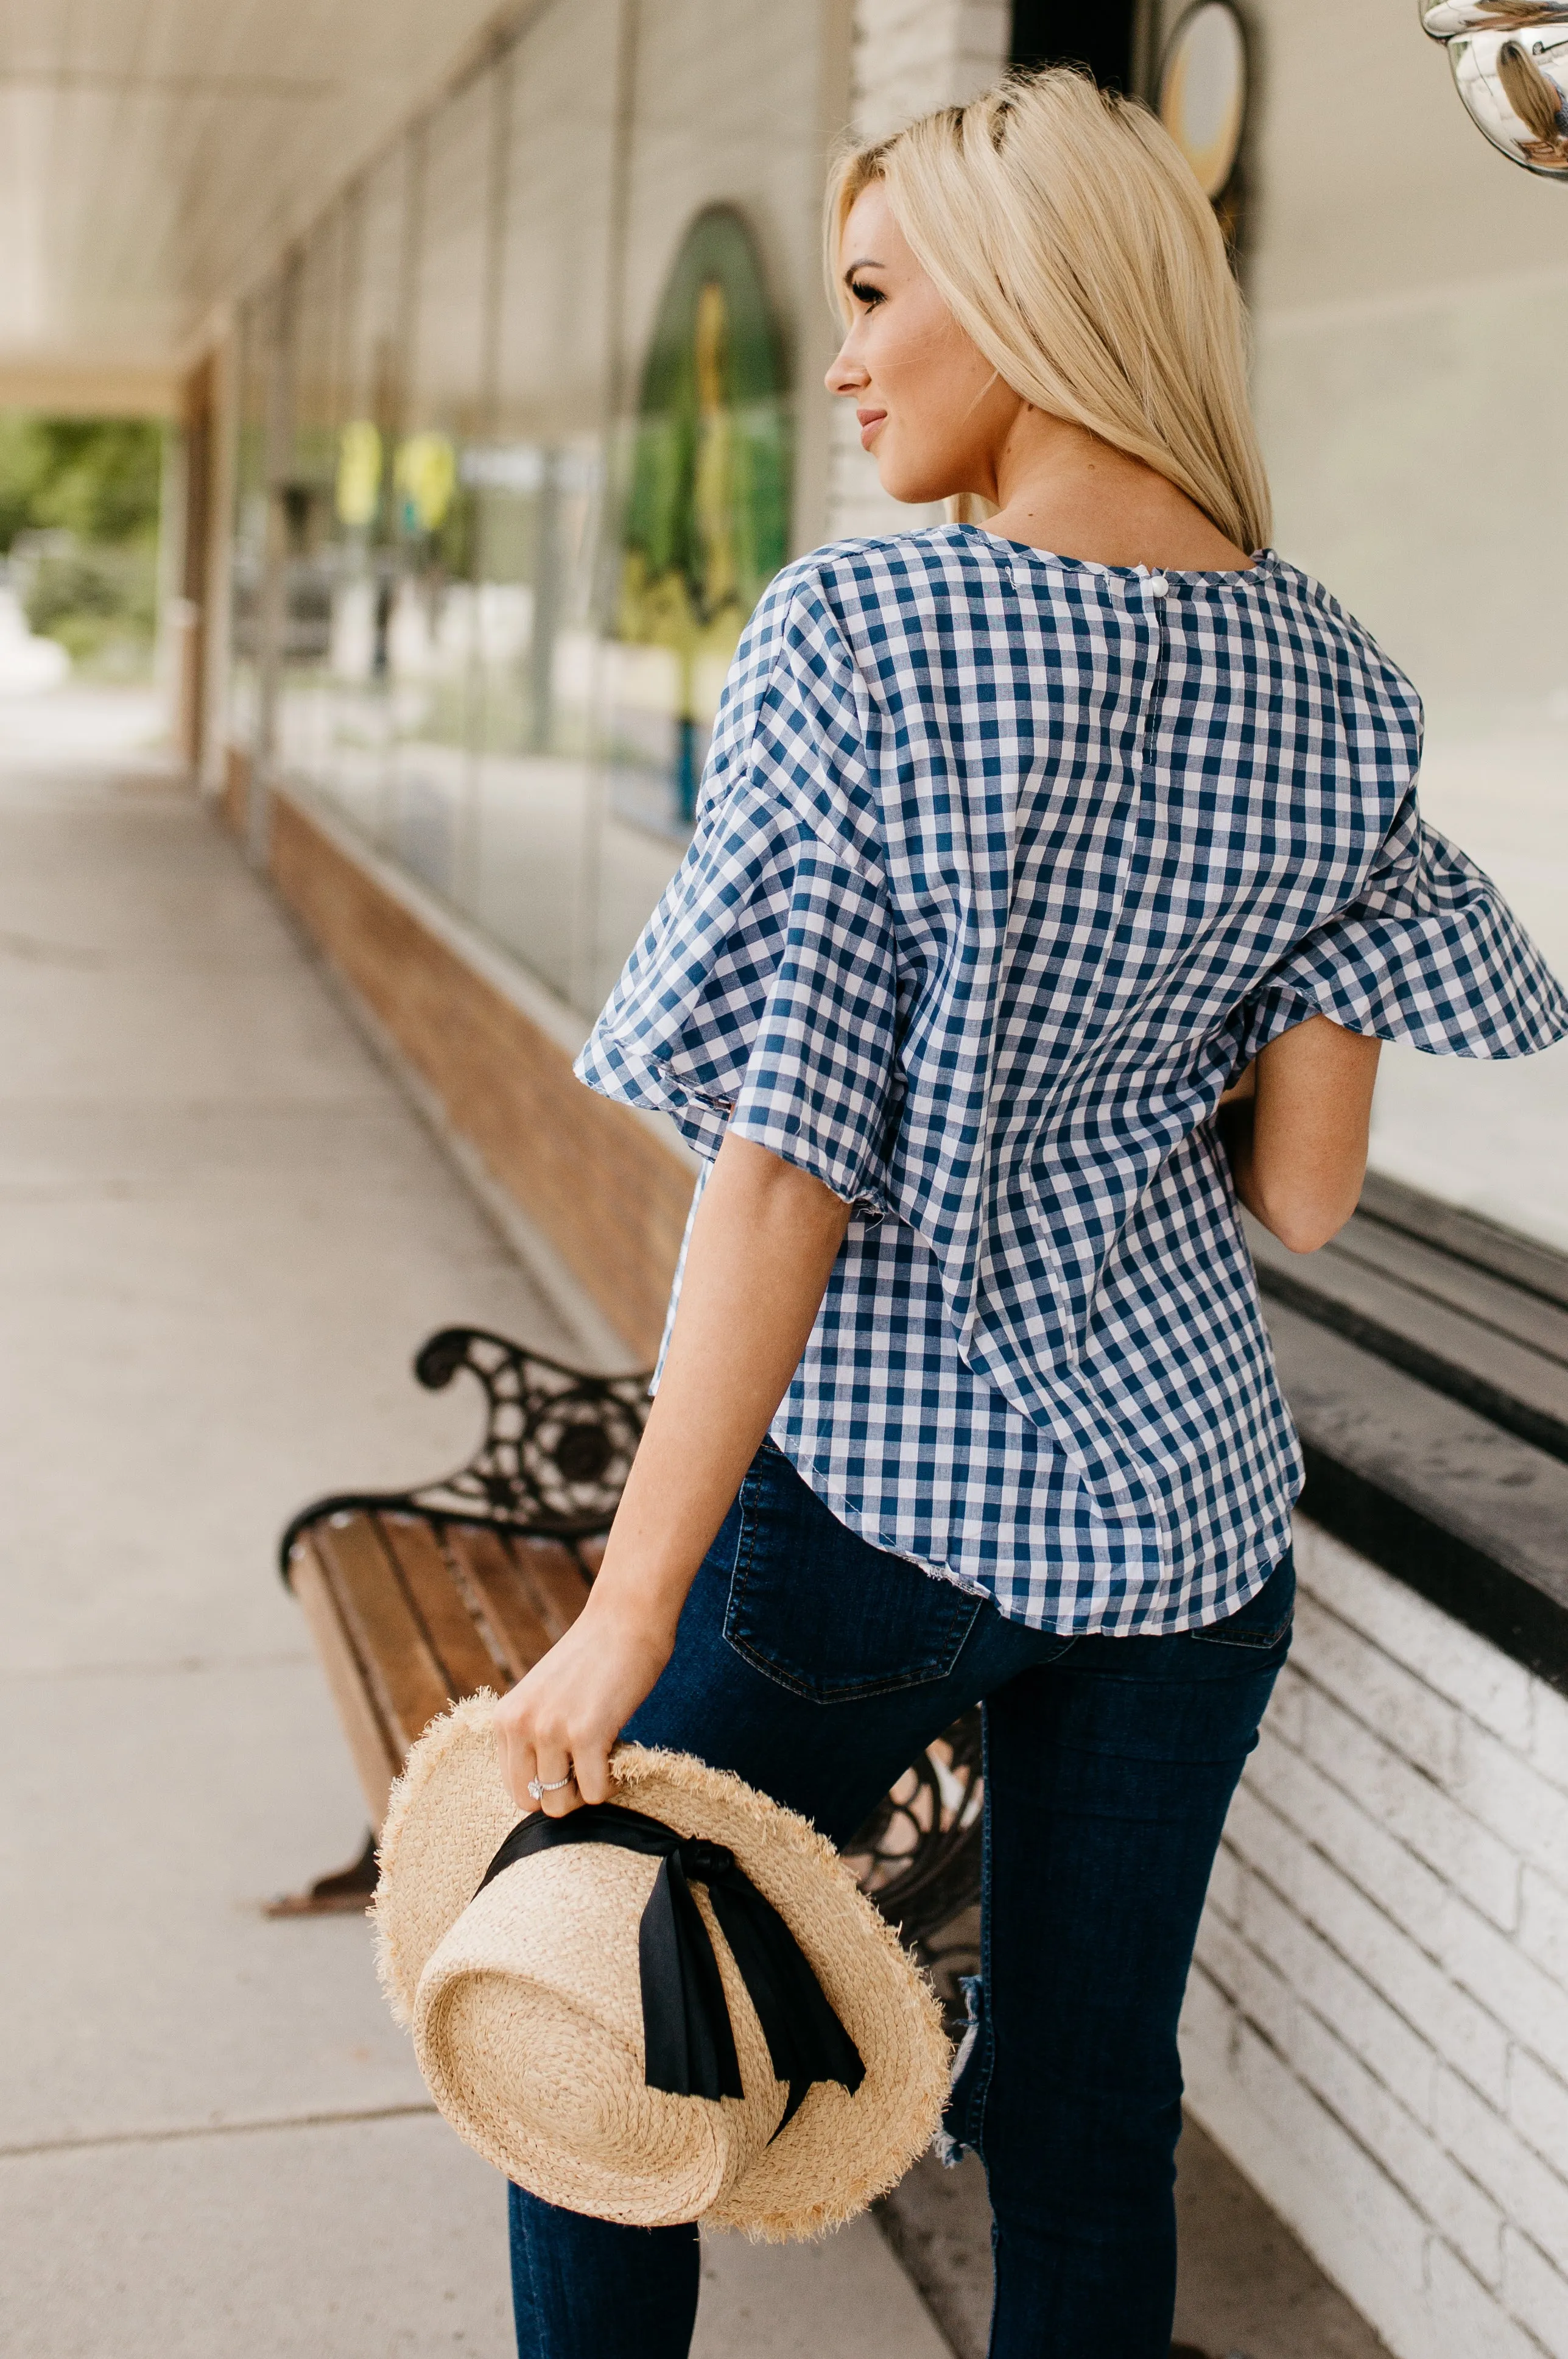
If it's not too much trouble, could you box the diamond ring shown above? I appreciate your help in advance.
[527,1771,575,1801]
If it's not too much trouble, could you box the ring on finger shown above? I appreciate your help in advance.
[527,1769,575,1802]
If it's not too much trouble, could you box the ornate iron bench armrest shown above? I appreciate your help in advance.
[278,1327,655,1578]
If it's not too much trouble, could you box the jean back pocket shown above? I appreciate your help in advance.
[1189,1548,1296,1652]
[723,1442,985,1702]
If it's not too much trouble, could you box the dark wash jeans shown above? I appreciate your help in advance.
[508,1439,1293,2359]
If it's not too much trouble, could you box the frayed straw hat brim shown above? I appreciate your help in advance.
[374,1695,951,2240]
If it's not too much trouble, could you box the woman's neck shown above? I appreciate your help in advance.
[981,407,1253,574]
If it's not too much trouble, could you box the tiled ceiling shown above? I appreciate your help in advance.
[0,0,514,389]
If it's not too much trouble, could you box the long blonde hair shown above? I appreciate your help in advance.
[826,71,1271,554]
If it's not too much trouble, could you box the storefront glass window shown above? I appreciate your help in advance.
[611,205,791,844]
[466,0,621,1007]
[227,300,271,753]
[582,0,819,1012]
[276,206,345,797]
[379,79,493,909]
[233,0,820,1025]
[309,143,410,845]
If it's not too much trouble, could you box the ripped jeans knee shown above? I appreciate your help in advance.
[935,1972,993,2167]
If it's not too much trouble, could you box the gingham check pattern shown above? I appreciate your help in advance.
[578,529,1568,1632]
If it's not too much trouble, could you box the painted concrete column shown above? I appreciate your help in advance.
[824,0,1010,545]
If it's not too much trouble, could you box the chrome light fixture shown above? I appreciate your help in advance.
[1422,2,1568,177]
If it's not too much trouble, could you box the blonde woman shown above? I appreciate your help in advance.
[495,72,1566,2358]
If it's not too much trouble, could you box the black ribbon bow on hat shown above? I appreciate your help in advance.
[477,1802,865,2134]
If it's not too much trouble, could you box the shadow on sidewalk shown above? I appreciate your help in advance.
[876,2123,1392,2359]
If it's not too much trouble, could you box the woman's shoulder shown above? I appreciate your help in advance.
[768,526,1028,659]
[733,532,983,686]
[761,537,1421,760]
[792,522,996,593]
[1263,554,1424,743]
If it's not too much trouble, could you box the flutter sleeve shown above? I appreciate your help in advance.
[574,572,899,1210]
[1238,790,1568,1061]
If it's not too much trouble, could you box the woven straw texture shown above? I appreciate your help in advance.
[374,1694,952,2240]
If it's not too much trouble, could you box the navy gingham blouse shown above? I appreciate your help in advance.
[577,528,1568,1632]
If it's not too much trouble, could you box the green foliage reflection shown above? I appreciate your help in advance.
[0,412,164,675]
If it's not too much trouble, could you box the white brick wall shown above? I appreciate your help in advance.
[823,0,1008,546]
[1183,1516,1568,2359]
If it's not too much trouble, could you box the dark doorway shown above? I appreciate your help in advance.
[1009,2,1136,91]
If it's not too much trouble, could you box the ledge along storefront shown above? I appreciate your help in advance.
[162,6,1568,2356]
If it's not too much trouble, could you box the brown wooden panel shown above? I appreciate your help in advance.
[375,1512,504,1698]
[221,744,250,837]
[269,793,692,1363]
[511,1536,592,1641]
[290,1537,400,1826]
[577,1535,607,1579]
[444,1524,554,1682]
[313,1515,452,1755]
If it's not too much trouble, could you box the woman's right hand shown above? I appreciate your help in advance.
[493,1592,675,1818]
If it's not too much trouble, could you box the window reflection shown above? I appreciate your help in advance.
[228,0,807,1024]
[275,210,347,800]
[613,205,791,835]
[465,436,605,1000]
[227,300,271,753]
[302,146,408,846]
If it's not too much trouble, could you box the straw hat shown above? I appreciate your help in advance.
[374,1694,951,2240]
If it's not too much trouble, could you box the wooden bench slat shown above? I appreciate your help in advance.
[376,1512,504,1698]
[510,1535,592,1641]
[443,1525,557,1683]
[314,1515,453,1757]
[290,1536,401,1826]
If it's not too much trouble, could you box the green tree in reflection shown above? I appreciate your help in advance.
[0,414,164,674]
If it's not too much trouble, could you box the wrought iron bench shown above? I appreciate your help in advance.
[275,1327,982,2014]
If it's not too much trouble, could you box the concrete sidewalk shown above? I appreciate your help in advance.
[0,693,950,2359]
